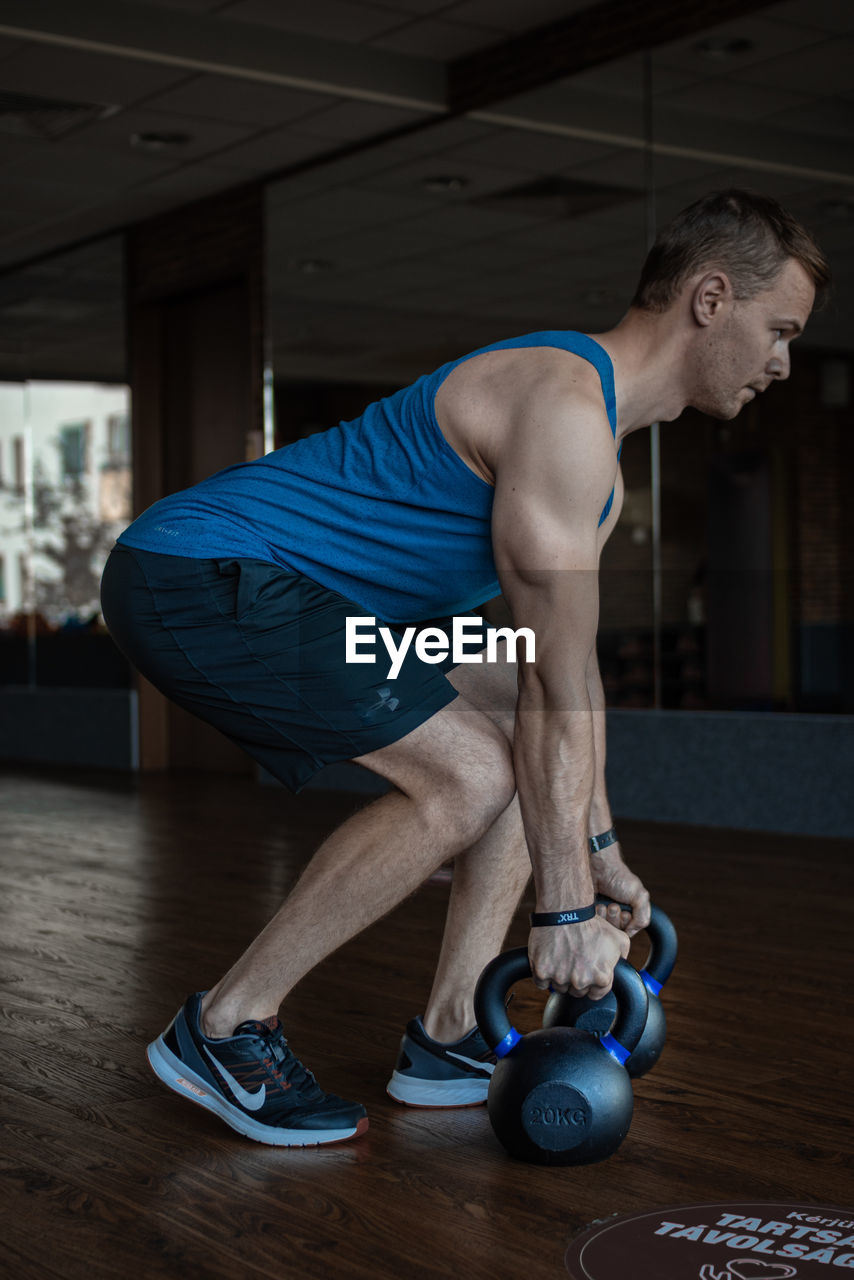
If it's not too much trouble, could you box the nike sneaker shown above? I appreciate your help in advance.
[386,1015,495,1108]
[147,992,368,1146]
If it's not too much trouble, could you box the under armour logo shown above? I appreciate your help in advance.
[368,687,400,713]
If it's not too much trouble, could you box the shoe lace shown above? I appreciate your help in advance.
[251,1024,323,1098]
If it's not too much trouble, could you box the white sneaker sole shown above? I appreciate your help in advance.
[386,1069,489,1108]
[147,1034,368,1146]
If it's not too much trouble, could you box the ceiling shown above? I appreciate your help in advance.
[0,0,852,385]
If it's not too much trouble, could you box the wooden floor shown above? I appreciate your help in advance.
[2,767,853,1280]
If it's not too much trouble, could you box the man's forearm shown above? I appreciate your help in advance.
[586,645,613,836]
[513,680,597,910]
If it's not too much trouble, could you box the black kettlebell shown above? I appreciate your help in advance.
[542,902,678,1077]
[474,950,648,1165]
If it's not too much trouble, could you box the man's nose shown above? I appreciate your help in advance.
[768,348,791,381]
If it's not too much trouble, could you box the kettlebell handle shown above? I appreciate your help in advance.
[596,897,678,993]
[474,950,649,1064]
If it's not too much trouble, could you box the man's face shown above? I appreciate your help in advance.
[692,257,816,420]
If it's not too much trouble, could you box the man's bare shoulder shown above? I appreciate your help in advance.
[437,344,611,483]
[490,350,620,565]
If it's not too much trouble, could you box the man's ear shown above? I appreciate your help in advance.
[691,271,733,328]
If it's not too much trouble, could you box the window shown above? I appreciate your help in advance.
[106,412,130,465]
[59,421,90,481]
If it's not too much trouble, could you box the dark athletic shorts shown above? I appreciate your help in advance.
[100,545,465,792]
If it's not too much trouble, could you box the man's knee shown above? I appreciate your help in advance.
[356,698,517,846]
[419,719,516,846]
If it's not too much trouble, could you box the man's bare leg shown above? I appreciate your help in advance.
[420,795,529,1042]
[420,641,529,1044]
[200,695,516,1038]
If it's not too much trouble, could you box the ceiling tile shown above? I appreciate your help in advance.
[733,37,854,96]
[2,0,854,370]
[369,18,501,59]
[266,169,346,206]
[268,185,440,248]
[0,35,26,61]
[290,99,434,141]
[265,139,417,200]
[143,74,333,127]
[1,177,102,217]
[443,127,615,175]
[0,133,48,170]
[366,0,471,13]
[357,152,562,202]
[32,237,124,278]
[6,141,184,191]
[651,170,821,226]
[0,43,192,107]
[426,236,559,275]
[767,183,854,243]
[0,208,47,238]
[386,115,495,155]
[808,218,854,260]
[71,106,259,164]
[650,101,853,182]
[446,0,589,34]
[566,147,717,196]
[656,77,815,123]
[200,126,341,172]
[284,220,460,271]
[398,201,555,241]
[765,96,854,142]
[218,0,404,43]
[569,54,698,100]
[126,0,225,10]
[655,13,826,73]
[104,161,246,212]
[767,0,854,33]
[483,83,654,145]
[488,218,636,258]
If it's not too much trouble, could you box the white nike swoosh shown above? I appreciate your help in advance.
[446,1050,495,1075]
[203,1045,267,1111]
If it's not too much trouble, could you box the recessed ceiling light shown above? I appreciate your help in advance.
[694,36,756,59]
[130,131,192,152]
[421,175,468,193]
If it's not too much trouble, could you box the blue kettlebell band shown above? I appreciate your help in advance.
[493,1027,522,1058]
[600,1033,630,1066]
[640,968,662,996]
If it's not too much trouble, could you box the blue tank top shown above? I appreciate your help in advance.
[118,330,618,622]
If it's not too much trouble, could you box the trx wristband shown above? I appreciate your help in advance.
[589,826,618,854]
[530,905,596,927]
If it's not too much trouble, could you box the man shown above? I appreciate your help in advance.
[101,189,828,1147]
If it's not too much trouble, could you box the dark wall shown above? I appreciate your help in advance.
[127,183,265,773]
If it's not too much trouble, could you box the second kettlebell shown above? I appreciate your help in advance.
[542,902,678,1077]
